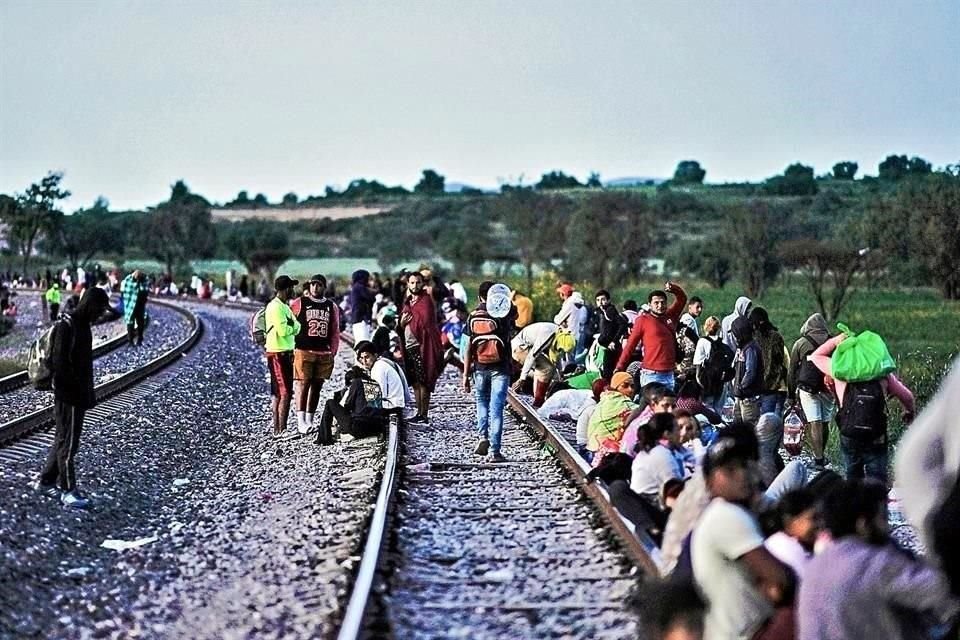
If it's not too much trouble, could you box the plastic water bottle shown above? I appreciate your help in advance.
[721,396,736,425]
[783,407,804,456]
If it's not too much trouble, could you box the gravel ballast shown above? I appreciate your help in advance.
[0,302,384,639]
[382,370,642,639]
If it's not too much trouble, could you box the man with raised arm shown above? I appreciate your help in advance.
[615,282,687,389]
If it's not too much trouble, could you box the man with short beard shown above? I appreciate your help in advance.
[399,271,443,423]
[615,282,687,389]
[290,274,340,435]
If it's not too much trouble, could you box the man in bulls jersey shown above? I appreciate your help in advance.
[290,274,341,435]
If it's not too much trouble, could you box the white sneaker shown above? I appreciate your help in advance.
[60,491,90,509]
[297,421,310,435]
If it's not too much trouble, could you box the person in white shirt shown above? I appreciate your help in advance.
[679,296,703,339]
[630,413,688,508]
[763,488,818,581]
[692,422,794,640]
[357,340,409,411]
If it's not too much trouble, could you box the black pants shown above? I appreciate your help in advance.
[127,306,146,345]
[316,399,390,445]
[40,400,85,491]
[49,303,60,322]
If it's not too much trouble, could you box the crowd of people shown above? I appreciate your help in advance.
[20,259,960,638]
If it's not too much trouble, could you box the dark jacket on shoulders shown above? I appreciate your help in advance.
[51,315,96,409]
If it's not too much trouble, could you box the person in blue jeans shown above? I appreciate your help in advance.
[462,281,515,463]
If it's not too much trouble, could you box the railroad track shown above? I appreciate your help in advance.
[337,371,656,638]
[0,298,203,446]
[0,321,129,394]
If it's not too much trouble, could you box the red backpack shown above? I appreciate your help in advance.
[469,310,505,365]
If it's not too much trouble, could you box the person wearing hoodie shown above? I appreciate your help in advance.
[722,296,753,352]
[349,269,376,342]
[730,315,763,425]
[788,313,833,467]
[31,287,110,508]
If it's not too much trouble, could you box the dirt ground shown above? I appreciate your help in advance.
[211,206,388,222]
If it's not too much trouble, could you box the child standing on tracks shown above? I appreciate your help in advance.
[31,287,110,508]
[462,282,514,463]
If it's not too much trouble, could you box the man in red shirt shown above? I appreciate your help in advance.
[614,282,687,391]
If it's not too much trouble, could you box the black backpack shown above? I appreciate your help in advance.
[794,336,825,393]
[837,379,887,441]
[697,337,734,396]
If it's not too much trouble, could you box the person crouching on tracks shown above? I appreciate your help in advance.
[121,269,150,346]
[462,281,514,463]
[31,287,110,508]
[265,275,301,438]
[509,321,561,408]
[315,343,391,445]
[289,274,340,435]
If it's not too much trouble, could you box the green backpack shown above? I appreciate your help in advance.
[831,323,896,382]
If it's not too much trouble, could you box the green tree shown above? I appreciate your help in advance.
[414,169,446,195]
[51,197,126,270]
[763,163,818,196]
[230,191,251,206]
[779,238,872,321]
[564,192,655,286]
[723,200,793,297]
[495,190,572,291]
[666,239,733,289]
[672,160,706,185]
[535,171,582,190]
[282,192,298,206]
[879,154,932,181]
[586,172,603,188]
[1,172,71,273]
[142,183,216,277]
[890,173,960,298]
[253,193,269,207]
[222,219,291,284]
[832,161,858,180]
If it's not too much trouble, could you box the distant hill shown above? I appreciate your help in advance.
[603,176,666,187]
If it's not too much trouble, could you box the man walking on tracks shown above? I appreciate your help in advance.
[289,274,340,435]
[462,282,514,463]
[266,275,301,438]
[121,269,149,346]
[31,287,110,508]
[399,271,443,424]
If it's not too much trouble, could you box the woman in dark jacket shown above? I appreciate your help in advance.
[35,287,110,508]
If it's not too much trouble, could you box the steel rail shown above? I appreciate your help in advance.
[0,298,203,445]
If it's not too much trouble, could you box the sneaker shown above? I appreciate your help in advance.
[813,458,828,470]
[60,491,90,509]
[407,415,427,425]
[29,479,60,498]
[488,451,507,464]
[474,439,490,456]
[297,422,310,436]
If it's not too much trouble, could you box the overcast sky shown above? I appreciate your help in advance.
[1,0,957,210]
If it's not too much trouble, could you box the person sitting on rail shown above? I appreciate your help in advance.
[691,422,796,639]
[586,372,638,467]
[630,413,689,510]
[315,359,389,446]
[798,478,959,640]
[573,378,608,462]
[290,274,340,435]
[676,410,707,467]
[356,340,408,417]
[620,383,676,459]
[762,487,819,581]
